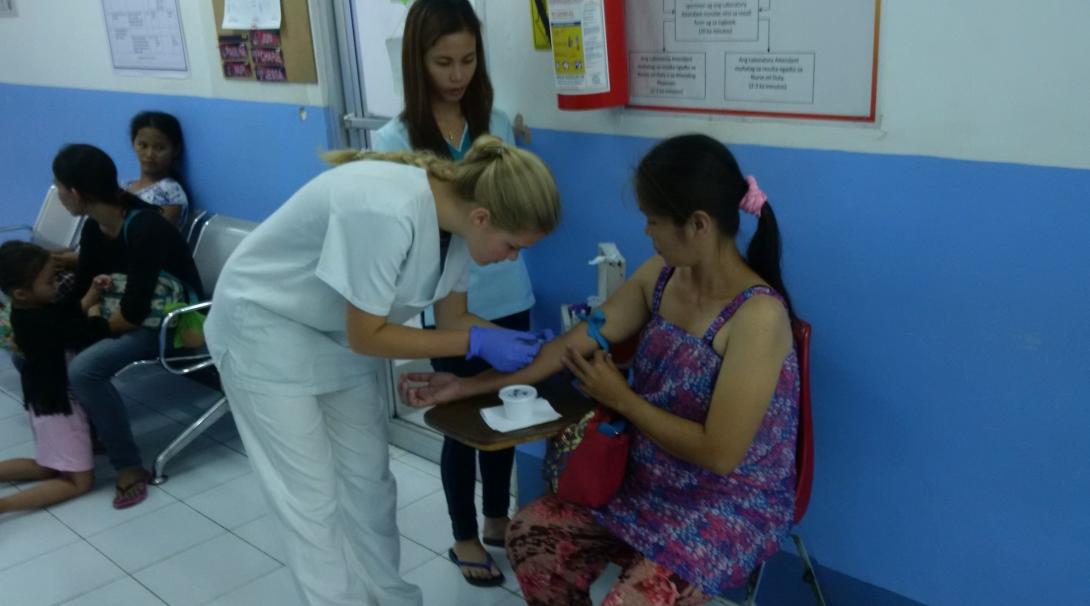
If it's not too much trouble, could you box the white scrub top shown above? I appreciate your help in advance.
[204,161,470,396]
[372,110,535,321]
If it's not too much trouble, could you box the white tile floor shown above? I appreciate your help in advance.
[0,353,660,606]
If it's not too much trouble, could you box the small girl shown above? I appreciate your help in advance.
[0,241,111,513]
[126,111,189,229]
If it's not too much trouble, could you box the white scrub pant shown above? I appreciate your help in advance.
[218,356,422,606]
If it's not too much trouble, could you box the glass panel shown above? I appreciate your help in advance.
[354,0,409,118]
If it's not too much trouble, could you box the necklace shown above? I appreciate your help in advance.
[439,116,464,145]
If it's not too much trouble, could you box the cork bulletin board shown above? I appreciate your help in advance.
[212,0,318,83]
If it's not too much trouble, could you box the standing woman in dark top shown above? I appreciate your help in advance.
[52,144,204,509]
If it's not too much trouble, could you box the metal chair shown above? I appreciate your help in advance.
[114,213,256,484]
[740,319,827,606]
[0,186,85,250]
[180,209,209,249]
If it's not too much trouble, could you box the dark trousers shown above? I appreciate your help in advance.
[431,310,529,541]
[68,328,158,470]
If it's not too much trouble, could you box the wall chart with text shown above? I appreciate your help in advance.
[625,0,880,121]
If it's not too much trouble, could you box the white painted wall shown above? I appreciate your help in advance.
[483,0,1090,170]
[0,0,336,107]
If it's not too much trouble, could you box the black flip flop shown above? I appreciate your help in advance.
[448,548,505,587]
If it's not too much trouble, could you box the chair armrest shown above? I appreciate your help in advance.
[157,301,214,376]
[0,225,33,236]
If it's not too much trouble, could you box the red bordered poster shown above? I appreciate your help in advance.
[558,0,880,121]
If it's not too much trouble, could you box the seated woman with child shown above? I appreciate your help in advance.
[52,143,203,510]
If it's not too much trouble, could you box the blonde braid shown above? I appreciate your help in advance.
[321,134,560,235]
[321,148,457,180]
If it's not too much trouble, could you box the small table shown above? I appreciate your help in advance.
[423,375,595,451]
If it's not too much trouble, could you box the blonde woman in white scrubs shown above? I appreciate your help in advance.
[203,135,560,606]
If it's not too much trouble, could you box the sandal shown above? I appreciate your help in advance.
[448,548,505,587]
[112,469,150,510]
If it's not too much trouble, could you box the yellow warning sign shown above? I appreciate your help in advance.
[551,23,585,76]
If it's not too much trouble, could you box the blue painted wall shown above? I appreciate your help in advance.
[0,83,333,225]
[3,83,1089,605]
[520,129,1090,605]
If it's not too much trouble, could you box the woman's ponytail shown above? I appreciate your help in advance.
[745,202,794,319]
[321,148,458,181]
[321,135,560,235]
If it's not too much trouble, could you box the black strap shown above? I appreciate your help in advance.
[121,209,198,305]
[438,230,452,276]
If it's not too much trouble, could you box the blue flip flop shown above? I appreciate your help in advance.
[448,548,505,587]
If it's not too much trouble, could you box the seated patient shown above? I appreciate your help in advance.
[0,241,111,513]
[401,134,800,605]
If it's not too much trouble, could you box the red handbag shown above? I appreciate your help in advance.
[544,407,630,508]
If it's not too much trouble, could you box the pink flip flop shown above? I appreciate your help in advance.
[112,470,150,509]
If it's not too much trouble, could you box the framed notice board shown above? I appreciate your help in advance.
[212,0,318,83]
[625,0,881,121]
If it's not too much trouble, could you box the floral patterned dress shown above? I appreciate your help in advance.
[592,266,800,595]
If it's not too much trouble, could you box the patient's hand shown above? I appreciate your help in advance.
[398,372,464,408]
[562,346,631,410]
[91,274,113,291]
[80,275,112,312]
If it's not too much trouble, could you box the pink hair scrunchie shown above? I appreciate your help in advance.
[739,175,768,218]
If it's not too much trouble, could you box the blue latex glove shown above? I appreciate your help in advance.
[467,326,543,372]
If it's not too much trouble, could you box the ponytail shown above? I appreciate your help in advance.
[745,202,794,319]
[322,148,458,181]
[118,189,147,210]
[322,135,560,234]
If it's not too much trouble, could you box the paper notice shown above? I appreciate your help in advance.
[222,0,281,30]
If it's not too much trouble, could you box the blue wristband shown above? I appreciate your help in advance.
[586,308,609,351]
[597,418,628,436]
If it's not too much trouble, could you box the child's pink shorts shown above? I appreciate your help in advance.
[29,403,94,473]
